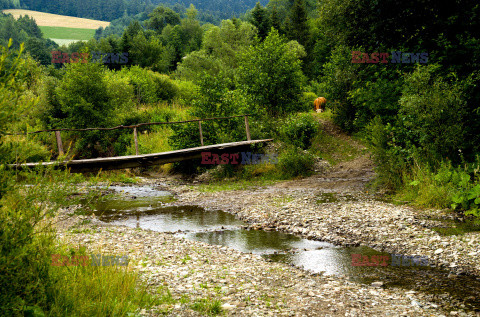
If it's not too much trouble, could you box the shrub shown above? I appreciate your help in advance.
[396,159,480,222]
[365,116,407,190]
[0,136,51,163]
[279,112,320,150]
[153,73,178,102]
[396,64,467,166]
[237,29,306,117]
[347,69,402,130]
[277,145,315,178]
[301,91,318,112]
[320,45,359,132]
[0,168,76,314]
[172,79,199,106]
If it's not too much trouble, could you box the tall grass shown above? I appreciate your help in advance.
[48,261,159,316]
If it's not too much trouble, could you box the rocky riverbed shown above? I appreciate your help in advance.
[55,153,480,316]
[57,212,461,317]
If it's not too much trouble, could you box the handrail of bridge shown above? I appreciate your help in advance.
[5,114,253,156]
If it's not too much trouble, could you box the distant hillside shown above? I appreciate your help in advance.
[150,0,268,18]
[17,0,268,22]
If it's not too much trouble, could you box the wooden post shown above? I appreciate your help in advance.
[133,127,139,155]
[55,130,64,155]
[244,115,251,141]
[198,121,204,146]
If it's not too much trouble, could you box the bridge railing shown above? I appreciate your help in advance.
[6,115,252,156]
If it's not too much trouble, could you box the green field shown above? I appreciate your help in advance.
[39,26,95,40]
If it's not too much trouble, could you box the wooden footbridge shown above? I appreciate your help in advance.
[9,115,273,173]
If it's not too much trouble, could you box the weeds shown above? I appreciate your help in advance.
[191,298,223,316]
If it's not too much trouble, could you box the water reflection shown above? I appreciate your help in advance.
[180,229,334,255]
[102,206,244,232]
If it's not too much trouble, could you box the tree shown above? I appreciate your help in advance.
[176,19,257,83]
[237,29,306,116]
[250,2,271,40]
[270,5,283,33]
[286,0,308,46]
[145,5,181,34]
[24,38,50,65]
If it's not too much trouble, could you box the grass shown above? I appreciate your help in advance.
[39,26,95,40]
[195,178,278,192]
[309,129,366,165]
[190,298,223,316]
[48,248,160,316]
[308,109,368,165]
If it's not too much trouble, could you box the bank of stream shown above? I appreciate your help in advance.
[89,185,480,314]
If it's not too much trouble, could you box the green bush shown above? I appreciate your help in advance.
[153,73,178,102]
[320,45,359,132]
[0,168,77,315]
[396,65,467,166]
[119,66,159,104]
[348,69,402,130]
[172,79,199,106]
[301,91,318,112]
[365,116,407,190]
[279,112,320,150]
[396,159,480,222]
[277,146,315,179]
[1,136,51,163]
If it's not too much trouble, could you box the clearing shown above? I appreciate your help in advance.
[2,9,110,29]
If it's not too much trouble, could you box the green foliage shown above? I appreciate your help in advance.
[365,117,406,190]
[191,298,223,315]
[237,29,306,117]
[146,6,181,34]
[170,72,251,154]
[278,112,319,149]
[301,91,317,111]
[347,67,403,130]
[396,159,480,222]
[277,145,315,178]
[1,136,50,163]
[319,44,359,132]
[49,258,160,316]
[396,65,467,165]
[119,66,159,105]
[286,0,309,46]
[153,74,179,102]
[172,79,199,105]
[0,168,79,314]
[176,19,257,83]
[0,41,44,163]
[250,2,271,40]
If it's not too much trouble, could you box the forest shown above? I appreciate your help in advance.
[1,0,480,314]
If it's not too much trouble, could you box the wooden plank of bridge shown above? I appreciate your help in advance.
[11,139,273,173]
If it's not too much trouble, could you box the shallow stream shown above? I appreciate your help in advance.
[90,185,480,313]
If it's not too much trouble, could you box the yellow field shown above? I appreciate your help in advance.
[2,9,110,29]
